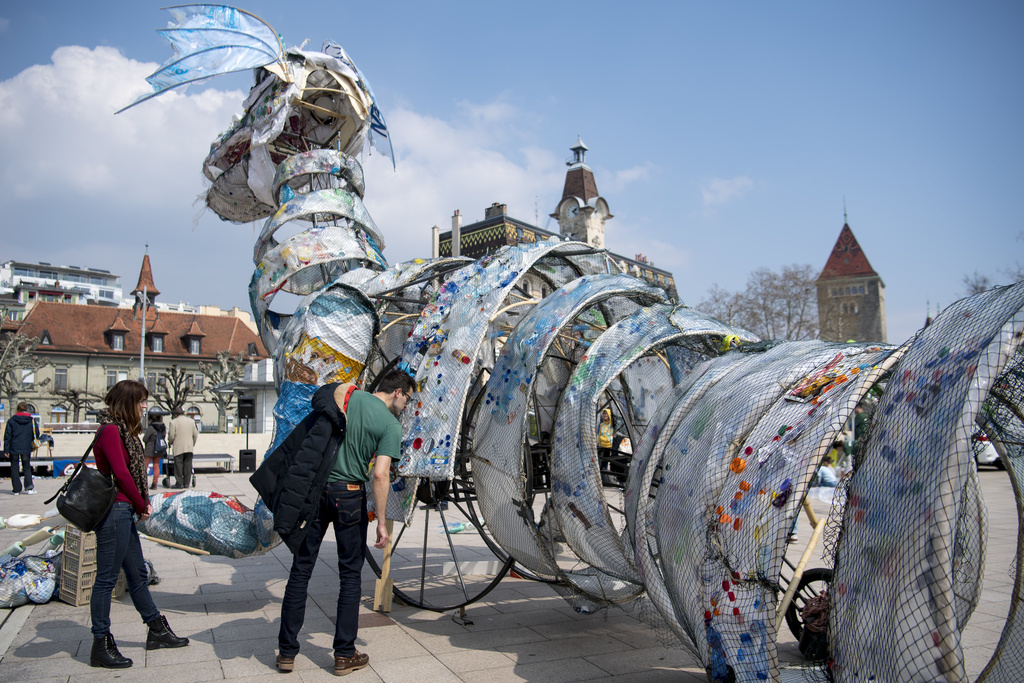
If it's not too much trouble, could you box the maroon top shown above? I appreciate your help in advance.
[93,424,147,515]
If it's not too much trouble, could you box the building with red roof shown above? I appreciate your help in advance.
[815,223,887,342]
[6,255,268,429]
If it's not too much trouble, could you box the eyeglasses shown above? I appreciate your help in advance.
[402,390,413,401]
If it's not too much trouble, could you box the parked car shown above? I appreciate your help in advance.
[972,432,1003,469]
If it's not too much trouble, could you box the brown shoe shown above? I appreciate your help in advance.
[334,651,368,676]
[276,654,295,672]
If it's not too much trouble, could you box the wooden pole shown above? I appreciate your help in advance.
[373,520,395,612]
[139,533,210,556]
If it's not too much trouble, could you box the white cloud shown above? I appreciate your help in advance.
[361,105,566,260]
[601,163,654,194]
[700,175,754,207]
[0,46,242,206]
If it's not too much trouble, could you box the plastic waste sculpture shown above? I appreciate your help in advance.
[117,6,1023,681]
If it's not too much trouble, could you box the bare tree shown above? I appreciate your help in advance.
[150,364,193,414]
[0,331,51,408]
[50,386,102,422]
[697,284,747,327]
[199,351,249,432]
[962,271,992,296]
[699,264,819,341]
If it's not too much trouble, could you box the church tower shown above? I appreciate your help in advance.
[816,223,887,342]
[131,252,160,310]
[551,137,612,248]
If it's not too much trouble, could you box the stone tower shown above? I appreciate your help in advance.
[551,137,612,248]
[816,223,887,342]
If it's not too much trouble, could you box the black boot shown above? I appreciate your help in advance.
[146,614,189,650]
[90,633,132,668]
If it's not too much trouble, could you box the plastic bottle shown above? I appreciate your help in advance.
[438,522,467,534]
[2,542,25,558]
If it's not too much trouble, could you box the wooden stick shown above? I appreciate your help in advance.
[776,517,826,633]
[373,520,395,612]
[139,534,210,556]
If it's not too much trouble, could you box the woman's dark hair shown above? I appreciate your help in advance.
[105,380,149,435]
[148,411,163,423]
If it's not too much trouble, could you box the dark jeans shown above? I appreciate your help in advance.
[174,452,193,487]
[279,483,368,658]
[9,453,32,493]
[91,502,160,638]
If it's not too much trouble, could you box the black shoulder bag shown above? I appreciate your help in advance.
[45,425,119,532]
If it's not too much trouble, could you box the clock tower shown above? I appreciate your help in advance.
[551,137,612,248]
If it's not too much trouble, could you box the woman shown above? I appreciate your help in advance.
[90,380,189,669]
[142,410,167,490]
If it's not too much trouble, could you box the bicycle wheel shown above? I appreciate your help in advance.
[784,566,833,641]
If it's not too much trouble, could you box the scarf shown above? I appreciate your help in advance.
[98,409,148,503]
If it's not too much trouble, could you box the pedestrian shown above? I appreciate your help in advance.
[251,370,414,676]
[142,410,168,490]
[3,402,40,495]
[167,406,198,488]
[89,379,189,669]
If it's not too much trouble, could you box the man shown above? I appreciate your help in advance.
[166,406,199,488]
[251,370,413,676]
[3,403,40,495]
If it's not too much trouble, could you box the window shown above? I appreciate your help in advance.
[107,370,118,389]
[21,369,34,389]
[111,333,125,351]
[858,286,865,295]
[189,338,201,354]
[247,342,258,356]
[50,405,68,424]
[99,289,115,300]
[158,373,167,390]
[54,368,67,391]
[13,267,33,277]
[151,335,164,353]
[90,276,108,286]
[38,270,58,279]
[146,372,157,391]
[191,374,204,392]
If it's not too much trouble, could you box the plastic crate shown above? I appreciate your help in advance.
[62,551,97,577]
[64,525,97,556]
[59,568,126,606]
[59,567,97,607]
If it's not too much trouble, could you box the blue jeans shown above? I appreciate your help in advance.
[10,453,32,493]
[90,502,160,638]
[279,483,368,658]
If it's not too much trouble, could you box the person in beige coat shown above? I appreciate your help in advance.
[167,407,199,488]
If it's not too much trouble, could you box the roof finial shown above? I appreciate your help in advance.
[843,196,848,225]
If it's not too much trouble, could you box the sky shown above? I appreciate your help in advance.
[0,1,1021,345]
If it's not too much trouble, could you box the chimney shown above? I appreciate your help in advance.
[484,202,507,219]
[452,210,462,257]
[431,225,440,258]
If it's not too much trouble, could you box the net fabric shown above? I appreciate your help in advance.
[266,283,378,453]
[552,303,689,588]
[202,49,375,221]
[975,345,1024,682]
[472,274,666,581]
[829,282,1024,683]
[139,491,280,558]
[644,342,896,680]
[396,241,597,481]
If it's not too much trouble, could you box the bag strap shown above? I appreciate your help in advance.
[43,425,109,505]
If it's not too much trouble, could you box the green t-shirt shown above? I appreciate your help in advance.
[329,390,402,483]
